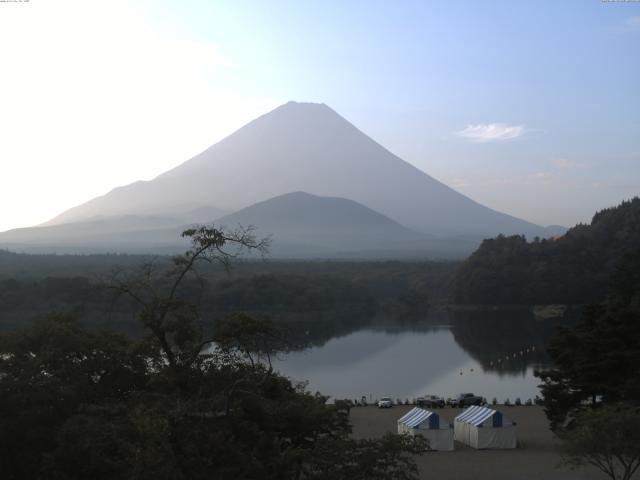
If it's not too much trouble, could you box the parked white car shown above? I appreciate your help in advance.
[377,397,393,408]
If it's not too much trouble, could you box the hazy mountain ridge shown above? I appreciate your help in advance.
[2,101,565,257]
[0,208,227,254]
[215,191,448,258]
[0,192,480,258]
[45,102,560,237]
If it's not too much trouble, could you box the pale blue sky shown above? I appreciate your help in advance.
[1,0,639,230]
[147,0,640,227]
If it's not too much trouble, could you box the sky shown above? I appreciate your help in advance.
[1,0,639,232]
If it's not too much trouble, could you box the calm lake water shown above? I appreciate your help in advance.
[273,311,564,403]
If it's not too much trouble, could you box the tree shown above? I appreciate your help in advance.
[109,224,270,372]
[558,404,640,480]
[213,312,292,369]
[0,225,426,479]
[535,248,640,480]
[452,197,640,305]
[536,248,640,430]
[0,313,151,480]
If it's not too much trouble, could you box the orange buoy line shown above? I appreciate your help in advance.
[457,345,541,374]
[485,345,539,369]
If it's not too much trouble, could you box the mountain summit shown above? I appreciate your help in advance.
[45,101,555,239]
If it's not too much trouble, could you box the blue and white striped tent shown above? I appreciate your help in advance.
[397,407,453,451]
[454,406,517,449]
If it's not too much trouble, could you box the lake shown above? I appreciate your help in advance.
[272,310,566,404]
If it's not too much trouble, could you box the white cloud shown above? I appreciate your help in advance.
[552,158,586,169]
[455,123,525,143]
[627,16,640,30]
[527,172,556,187]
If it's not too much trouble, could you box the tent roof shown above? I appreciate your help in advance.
[397,407,437,428]
[455,405,504,426]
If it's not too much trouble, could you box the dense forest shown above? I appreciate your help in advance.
[0,253,455,335]
[452,197,640,305]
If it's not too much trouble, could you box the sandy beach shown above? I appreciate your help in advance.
[349,405,602,480]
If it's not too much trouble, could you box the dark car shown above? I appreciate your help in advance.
[416,395,445,408]
[452,393,483,407]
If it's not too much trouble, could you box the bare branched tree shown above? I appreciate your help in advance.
[213,312,294,370]
[109,224,270,369]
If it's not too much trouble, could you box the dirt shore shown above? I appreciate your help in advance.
[349,405,602,480]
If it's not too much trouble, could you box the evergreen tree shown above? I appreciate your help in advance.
[536,248,640,430]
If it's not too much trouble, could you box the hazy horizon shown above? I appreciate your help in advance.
[1,0,639,232]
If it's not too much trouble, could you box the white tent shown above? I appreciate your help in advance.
[397,407,454,451]
[454,405,517,449]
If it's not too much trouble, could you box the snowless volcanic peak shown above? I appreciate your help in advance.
[46,101,551,238]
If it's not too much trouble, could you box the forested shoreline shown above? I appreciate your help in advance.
[0,254,453,334]
[3,198,639,333]
[452,198,640,305]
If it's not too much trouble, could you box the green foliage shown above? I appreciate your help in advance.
[0,314,152,479]
[208,273,374,313]
[453,197,640,305]
[0,314,425,480]
[0,226,425,479]
[558,404,640,480]
[0,260,456,335]
[536,247,640,430]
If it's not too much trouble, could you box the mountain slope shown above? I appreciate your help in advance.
[0,205,226,254]
[0,192,478,257]
[215,191,435,258]
[0,215,188,254]
[46,101,556,238]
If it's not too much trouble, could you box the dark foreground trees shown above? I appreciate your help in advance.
[0,225,426,479]
[558,404,640,480]
[0,314,150,479]
[536,248,640,430]
[536,248,640,479]
[1,314,425,480]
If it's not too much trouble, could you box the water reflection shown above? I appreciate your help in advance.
[450,310,553,375]
[272,310,572,402]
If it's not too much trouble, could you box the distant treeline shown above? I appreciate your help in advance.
[0,257,456,332]
[452,197,640,305]
[0,250,158,279]
[7,198,638,318]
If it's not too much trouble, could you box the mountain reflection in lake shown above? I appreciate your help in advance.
[273,310,568,403]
